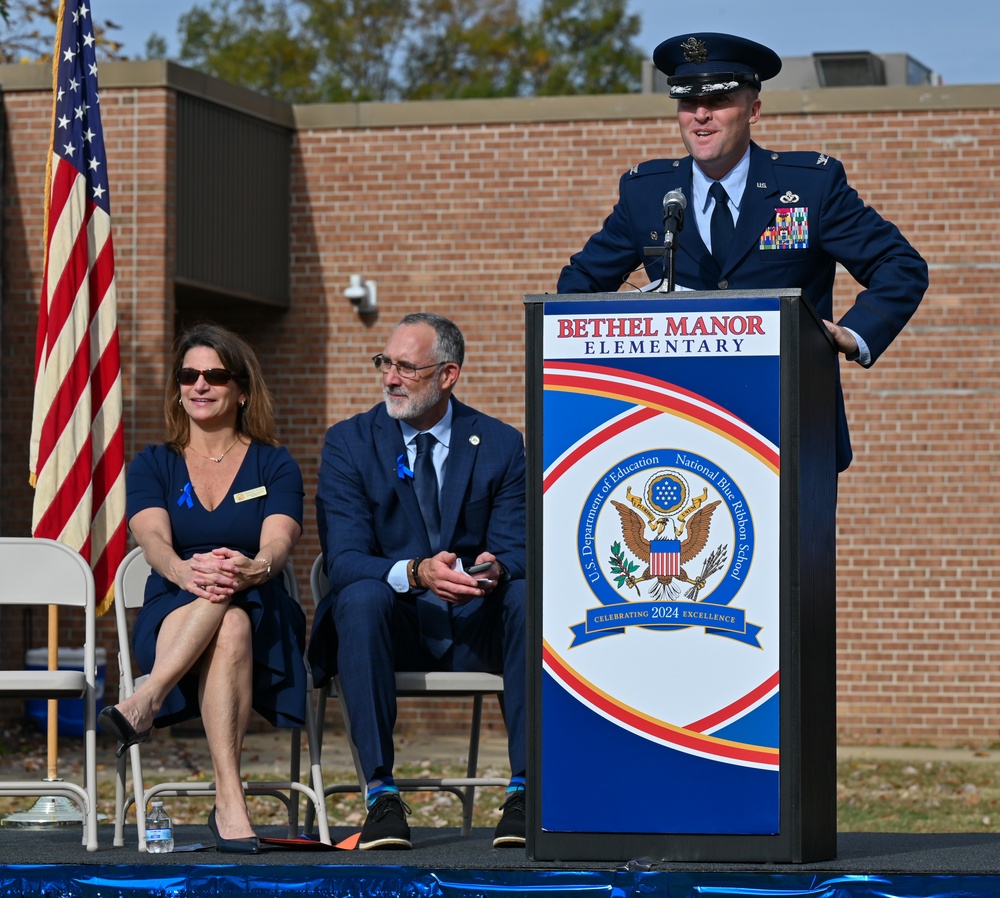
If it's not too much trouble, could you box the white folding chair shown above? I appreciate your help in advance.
[307,553,507,836]
[0,537,99,851]
[111,546,330,849]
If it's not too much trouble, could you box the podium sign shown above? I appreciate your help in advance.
[525,290,837,863]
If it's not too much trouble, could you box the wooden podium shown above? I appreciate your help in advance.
[524,289,838,863]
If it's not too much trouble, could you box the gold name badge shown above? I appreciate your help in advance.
[234,486,268,503]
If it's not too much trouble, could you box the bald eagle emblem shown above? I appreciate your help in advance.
[681,37,709,64]
[608,470,728,601]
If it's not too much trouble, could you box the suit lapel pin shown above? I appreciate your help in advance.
[469,435,480,446]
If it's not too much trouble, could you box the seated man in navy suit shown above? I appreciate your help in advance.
[557,31,928,473]
[309,312,527,849]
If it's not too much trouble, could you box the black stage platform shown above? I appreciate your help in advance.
[3,825,1000,896]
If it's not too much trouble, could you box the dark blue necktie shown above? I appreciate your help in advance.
[709,181,735,270]
[413,432,450,657]
[414,432,441,550]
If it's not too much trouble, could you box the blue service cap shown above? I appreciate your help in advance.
[653,32,782,98]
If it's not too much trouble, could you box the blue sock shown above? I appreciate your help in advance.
[506,774,525,794]
[366,776,398,807]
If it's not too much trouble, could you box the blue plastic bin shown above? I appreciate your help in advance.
[24,647,107,738]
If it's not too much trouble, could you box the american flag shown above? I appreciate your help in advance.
[28,0,126,615]
[649,539,681,577]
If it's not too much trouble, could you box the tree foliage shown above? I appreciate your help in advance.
[524,0,641,96]
[299,0,411,102]
[177,0,320,103]
[401,0,526,100]
[0,0,642,99]
[0,0,124,63]
[176,0,641,101]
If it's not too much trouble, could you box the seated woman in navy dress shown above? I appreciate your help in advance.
[98,322,305,854]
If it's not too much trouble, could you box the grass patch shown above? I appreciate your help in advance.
[2,722,999,836]
[838,759,1000,833]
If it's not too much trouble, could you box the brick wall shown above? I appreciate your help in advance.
[2,64,997,747]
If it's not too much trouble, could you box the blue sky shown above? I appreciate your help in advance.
[96,0,996,86]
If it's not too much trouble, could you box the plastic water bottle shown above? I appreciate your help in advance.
[145,800,174,853]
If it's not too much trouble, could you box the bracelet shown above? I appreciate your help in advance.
[257,557,272,581]
[410,557,426,590]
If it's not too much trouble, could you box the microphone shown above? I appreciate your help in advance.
[662,188,686,241]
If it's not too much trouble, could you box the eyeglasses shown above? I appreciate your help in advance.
[176,368,235,386]
[371,354,448,380]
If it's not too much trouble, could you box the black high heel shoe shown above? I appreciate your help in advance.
[208,806,260,854]
[97,706,152,758]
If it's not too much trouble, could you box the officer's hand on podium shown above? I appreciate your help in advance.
[823,319,860,359]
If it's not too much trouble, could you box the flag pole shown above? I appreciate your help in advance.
[47,608,59,782]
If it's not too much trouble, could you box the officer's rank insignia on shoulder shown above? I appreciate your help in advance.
[760,207,808,251]
[768,149,834,171]
[626,159,679,178]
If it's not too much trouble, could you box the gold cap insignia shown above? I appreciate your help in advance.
[681,37,708,64]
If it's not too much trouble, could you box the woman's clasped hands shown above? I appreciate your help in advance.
[180,548,266,602]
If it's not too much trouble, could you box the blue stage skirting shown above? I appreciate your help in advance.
[3,867,1000,897]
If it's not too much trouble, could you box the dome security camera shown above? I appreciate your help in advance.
[344,274,377,314]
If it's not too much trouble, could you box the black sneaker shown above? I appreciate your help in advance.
[492,789,526,847]
[358,792,412,850]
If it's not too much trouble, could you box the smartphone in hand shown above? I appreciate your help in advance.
[467,560,493,587]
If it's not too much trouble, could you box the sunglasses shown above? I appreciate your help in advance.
[176,368,235,386]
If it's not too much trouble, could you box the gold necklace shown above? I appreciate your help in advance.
[189,435,243,463]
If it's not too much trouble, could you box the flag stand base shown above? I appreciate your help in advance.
[0,780,106,828]
[1,794,81,828]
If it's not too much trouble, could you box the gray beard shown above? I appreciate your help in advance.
[383,384,443,422]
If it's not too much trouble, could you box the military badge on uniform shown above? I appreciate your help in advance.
[759,207,808,250]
